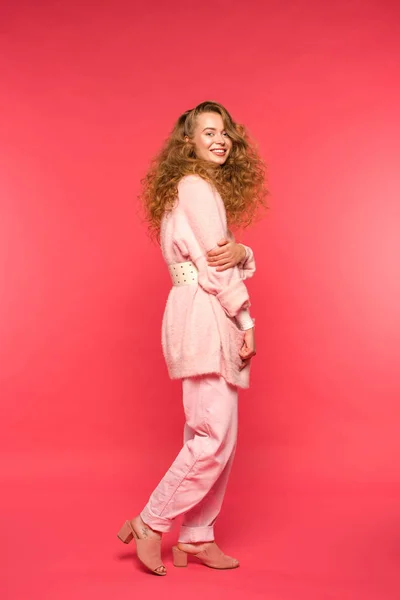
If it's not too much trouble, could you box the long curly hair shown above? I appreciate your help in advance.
[139,100,268,241]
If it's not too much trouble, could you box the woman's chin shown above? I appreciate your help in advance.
[207,153,227,165]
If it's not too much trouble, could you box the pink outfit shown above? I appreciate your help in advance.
[160,174,256,389]
[141,374,238,542]
[140,175,256,543]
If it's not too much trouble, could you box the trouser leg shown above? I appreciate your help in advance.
[140,374,238,542]
[178,436,237,543]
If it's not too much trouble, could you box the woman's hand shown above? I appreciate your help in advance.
[239,327,256,371]
[207,238,246,271]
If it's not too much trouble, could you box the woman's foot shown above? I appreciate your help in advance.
[177,541,208,553]
[131,516,162,542]
[174,541,239,569]
[132,516,166,575]
[117,516,166,576]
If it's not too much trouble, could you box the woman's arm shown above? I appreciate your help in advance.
[207,238,256,279]
[176,175,254,329]
[207,239,247,269]
[237,243,256,280]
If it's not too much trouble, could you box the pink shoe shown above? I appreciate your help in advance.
[117,517,166,576]
[172,542,239,570]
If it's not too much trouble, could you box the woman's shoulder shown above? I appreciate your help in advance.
[178,174,213,191]
[176,173,223,223]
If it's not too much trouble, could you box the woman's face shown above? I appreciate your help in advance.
[186,112,232,165]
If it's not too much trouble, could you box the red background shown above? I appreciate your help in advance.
[1,1,399,599]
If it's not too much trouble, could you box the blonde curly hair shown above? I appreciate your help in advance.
[139,100,268,241]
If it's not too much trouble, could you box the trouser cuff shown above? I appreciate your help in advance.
[140,506,173,533]
[178,525,215,543]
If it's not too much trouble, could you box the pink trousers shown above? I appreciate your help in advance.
[140,374,238,543]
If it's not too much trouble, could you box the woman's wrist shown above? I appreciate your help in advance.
[243,318,256,331]
[238,243,248,264]
[235,308,255,331]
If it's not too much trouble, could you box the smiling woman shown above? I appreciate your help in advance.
[139,100,267,241]
[118,100,267,576]
[186,113,233,164]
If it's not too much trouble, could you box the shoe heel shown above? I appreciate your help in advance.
[172,546,188,567]
[117,520,134,544]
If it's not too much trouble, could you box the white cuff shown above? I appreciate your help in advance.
[235,308,255,331]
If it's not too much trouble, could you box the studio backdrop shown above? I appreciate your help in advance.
[1,1,399,599]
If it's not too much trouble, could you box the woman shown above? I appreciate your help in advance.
[118,101,267,575]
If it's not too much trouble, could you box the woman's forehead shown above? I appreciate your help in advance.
[196,112,225,130]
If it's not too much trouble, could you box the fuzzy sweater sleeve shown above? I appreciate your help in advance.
[176,175,252,320]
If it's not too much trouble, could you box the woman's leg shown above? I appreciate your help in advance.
[178,439,237,543]
[140,374,238,542]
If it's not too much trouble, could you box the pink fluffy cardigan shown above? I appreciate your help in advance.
[160,174,256,389]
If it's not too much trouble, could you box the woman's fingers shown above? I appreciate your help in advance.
[239,359,249,371]
[207,254,235,271]
[209,258,231,266]
[239,348,256,360]
[239,357,252,371]
[207,246,229,259]
[208,252,230,264]
[239,326,256,369]
[239,349,257,370]
[215,261,235,271]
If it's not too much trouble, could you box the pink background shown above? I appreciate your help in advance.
[1,1,399,598]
